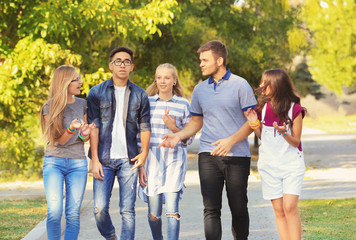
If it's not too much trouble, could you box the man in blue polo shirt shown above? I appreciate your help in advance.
[158,40,257,240]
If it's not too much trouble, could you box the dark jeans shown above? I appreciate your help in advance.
[198,152,250,240]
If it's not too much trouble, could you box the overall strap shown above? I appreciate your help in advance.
[287,102,295,131]
[288,103,295,121]
[261,103,267,124]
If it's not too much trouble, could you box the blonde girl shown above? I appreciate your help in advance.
[41,65,95,240]
[139,63,194,240]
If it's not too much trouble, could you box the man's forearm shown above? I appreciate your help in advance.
[229,122,254,145]
[140,130,151,153]
[176,116,203,141]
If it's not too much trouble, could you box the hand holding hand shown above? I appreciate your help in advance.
[81,122,96,136]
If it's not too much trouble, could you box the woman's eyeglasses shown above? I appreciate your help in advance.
[71,76,82,83]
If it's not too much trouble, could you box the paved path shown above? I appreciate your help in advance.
[5,128,356,239]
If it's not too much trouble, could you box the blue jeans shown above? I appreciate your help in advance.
[93,159,138,240]
[148,192,180,240]
[43,156,88,240]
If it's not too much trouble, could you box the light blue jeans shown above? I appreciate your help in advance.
[43,156,88,240]
[93,158,138,240]
[148,192,180,240]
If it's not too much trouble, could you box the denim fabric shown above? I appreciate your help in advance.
[43,156,88,240]
[87,78,151,165]
[198,152,250,240]
[147,192,180,240]
[93,159,138,240]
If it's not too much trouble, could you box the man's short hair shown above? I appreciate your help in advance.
[197,40,228,67]
[109,46,134,62]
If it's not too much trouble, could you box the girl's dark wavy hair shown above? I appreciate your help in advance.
[255,69,307,128]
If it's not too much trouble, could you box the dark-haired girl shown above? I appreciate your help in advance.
[246,69,306,240]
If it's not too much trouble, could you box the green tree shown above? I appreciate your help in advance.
[0,0,307,178]
[301,0,356,95]
[0,0,178,179]
[133,0,306,91]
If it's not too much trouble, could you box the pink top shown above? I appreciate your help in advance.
[257,102,305,151]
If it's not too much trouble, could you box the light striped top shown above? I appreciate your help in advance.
[138,94,194,202]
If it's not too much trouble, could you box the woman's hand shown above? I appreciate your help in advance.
[80,122,96,136]
[245,108,258,123]
[163,109,178,132]
[70,118,84,130]
[273,121,287,135]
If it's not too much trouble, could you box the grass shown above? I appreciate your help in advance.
[304,115,356,134]
[0,198,47,240]
[300,198,356,240]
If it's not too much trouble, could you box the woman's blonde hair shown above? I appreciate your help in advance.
[40,65,78,148]
[146,63,185,97]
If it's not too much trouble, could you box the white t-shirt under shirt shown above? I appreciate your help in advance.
[110,85,128,159]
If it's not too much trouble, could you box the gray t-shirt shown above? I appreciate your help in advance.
[43,97,87,159]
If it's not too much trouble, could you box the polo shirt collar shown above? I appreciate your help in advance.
[208,68,231,84]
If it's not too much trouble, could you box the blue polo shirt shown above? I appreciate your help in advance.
[190,69,257,157]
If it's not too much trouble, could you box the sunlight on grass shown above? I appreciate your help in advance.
[304,115,356,133]
[300,198,356,239]
[0,199,47,240]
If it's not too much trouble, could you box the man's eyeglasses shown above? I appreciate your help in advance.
[71,76,82,83]
[111,59,132,66]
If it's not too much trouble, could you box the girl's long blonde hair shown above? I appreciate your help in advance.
[146,63,185,97]
[40,65,78,148]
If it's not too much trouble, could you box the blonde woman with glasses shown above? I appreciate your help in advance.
[40,65,95,240]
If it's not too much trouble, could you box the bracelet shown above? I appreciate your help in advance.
[66,125,76,134]
[79,129,88,137]
[248,120,260,129]
[279,130,288,136]
[78,129,89,139]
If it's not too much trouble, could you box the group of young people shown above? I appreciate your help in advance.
[41,40,306,240]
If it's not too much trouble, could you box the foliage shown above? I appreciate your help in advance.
[0,0,309,177]
[134,0,307,91]
[0,198,47,240]
[0,0,178,178]
[300,198,356,239]
[0,37,81,178]
[292,59,323,99]
[301,0,356,96]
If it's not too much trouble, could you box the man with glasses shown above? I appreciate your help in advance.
[87,46,151,240]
